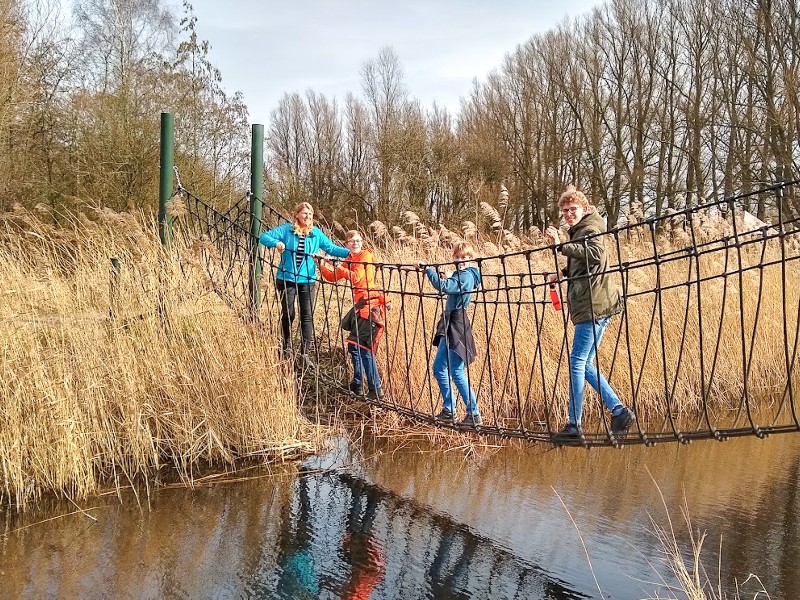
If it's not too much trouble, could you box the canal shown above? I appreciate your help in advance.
[2,432,797,599]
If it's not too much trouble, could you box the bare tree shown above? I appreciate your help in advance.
[360,46,408,219]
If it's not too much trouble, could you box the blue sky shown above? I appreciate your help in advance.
[174,1,604,123]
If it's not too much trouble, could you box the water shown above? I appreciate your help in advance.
[2,433,798,599]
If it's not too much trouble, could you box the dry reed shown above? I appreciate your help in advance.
[641,476,771,599]
[0,208,319,511]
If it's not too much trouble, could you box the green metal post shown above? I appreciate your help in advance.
[249,123,265,316]
[158,112,175,247]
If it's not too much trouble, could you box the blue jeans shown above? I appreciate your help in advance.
[432,343,478,415]
[568,317,622,426]
[348,344,381,391]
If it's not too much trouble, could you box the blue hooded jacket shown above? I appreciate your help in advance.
[259,222,349,283]
[424,266,482,311]
[425,265,482,364]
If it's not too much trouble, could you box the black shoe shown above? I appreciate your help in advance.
[558,423,581,437]
[366,388,384,400]
[349,381,364,396]
[459,413,483,427]
[435,410,454,421]
[611,408,636,434]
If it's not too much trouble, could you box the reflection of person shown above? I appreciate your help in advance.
[545,185,636,437]
[259,202,350,357]
[275,476,319,598]
[428,527,475,600]
[340,485,385,600]
[320,230,388,400]
[417,242,483,427]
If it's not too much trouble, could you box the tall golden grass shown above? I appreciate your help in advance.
[0,206,319,511]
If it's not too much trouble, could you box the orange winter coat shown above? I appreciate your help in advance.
[320,250,385,318]
[320,249,387,352]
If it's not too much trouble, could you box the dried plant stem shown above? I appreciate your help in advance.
[551,485,607,600]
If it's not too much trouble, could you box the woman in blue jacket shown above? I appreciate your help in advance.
[259,202,350,356]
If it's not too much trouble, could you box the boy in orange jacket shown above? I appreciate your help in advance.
[320,231,387,399]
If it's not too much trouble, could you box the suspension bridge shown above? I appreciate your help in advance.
[168,174,800,448]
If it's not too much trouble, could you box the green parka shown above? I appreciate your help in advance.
[559,210,623,325]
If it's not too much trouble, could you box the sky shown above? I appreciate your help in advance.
[178,0,604,124]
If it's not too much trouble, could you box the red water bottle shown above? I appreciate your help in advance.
[549,284,562,311]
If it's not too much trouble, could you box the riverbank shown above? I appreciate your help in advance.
[0,207,320,511]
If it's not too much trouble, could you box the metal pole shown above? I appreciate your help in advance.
[249,123,265,316]
[158,112,175,247]
[109,257,121,320]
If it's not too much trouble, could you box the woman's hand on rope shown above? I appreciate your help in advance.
[546,273,561,285]
[415,261,427,270]
[275,241,286,253]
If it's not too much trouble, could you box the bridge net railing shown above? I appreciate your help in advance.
[170,180,800,447]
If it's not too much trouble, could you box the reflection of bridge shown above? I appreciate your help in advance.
[174,181,800,446]
[265,468,586,600]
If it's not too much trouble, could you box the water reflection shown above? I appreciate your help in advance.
[268,470,584,600]
[271,475,387,599]
[361,434,800,599]
[2,433,797,599]
[338,483,384,600]
[274,477,318,599]
[2,466,583,599]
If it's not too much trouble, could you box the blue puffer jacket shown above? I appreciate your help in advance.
[425,266,482,311]
[259,222,349,283]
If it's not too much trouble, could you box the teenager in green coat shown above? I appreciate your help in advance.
[545,186,635,437]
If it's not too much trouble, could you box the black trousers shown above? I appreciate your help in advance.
[275,279,316,350]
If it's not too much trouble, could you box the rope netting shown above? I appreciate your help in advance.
[170,178,800,447]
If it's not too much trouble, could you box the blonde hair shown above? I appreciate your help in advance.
[558,185,591,211]
[292,202,314,235]
[452,241,477,260]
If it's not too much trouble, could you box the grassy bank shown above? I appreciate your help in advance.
[0,206,319,511]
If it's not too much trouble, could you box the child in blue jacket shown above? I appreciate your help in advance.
[418,242,483,426]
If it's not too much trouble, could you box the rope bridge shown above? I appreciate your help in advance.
[169,179,800,447]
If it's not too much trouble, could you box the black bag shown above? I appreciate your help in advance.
[341,307,355,331]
